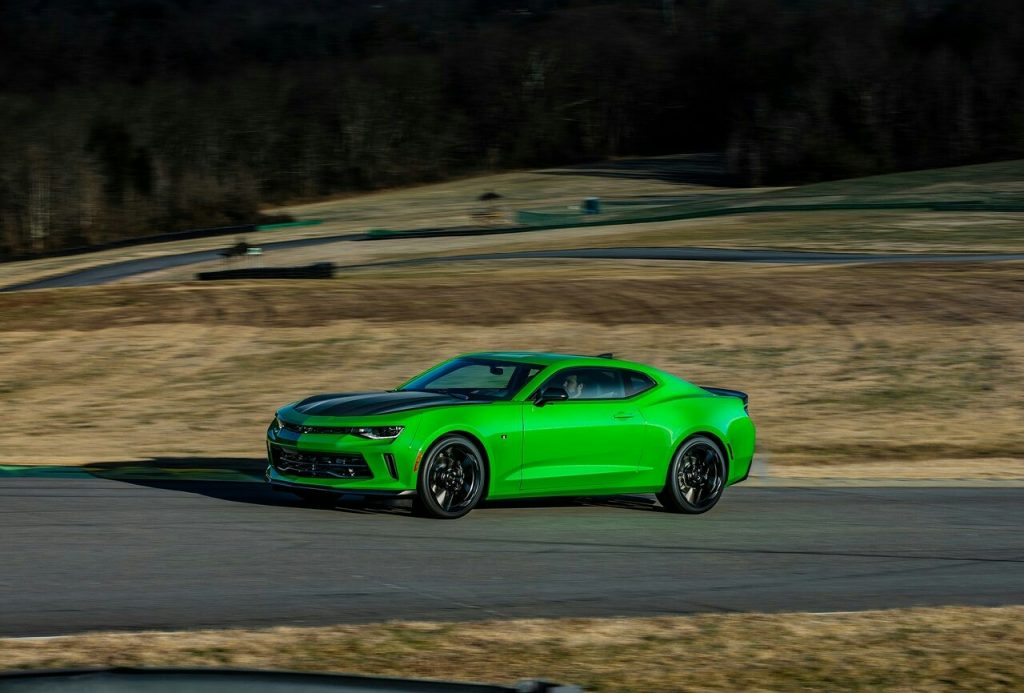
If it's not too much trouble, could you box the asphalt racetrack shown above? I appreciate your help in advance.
[0,232,368,292]
[360,246,1024,269]
[2,473,1022,637]
[7,240,1024,291]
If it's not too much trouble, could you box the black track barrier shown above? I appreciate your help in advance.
[196,262,336,281]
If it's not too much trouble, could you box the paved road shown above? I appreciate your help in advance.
[0,232,367,291]
[354,246,1024,269]
[2,475,1022,636]
[7,240,1024,291]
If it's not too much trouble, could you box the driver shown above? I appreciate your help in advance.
[563,373,585,399]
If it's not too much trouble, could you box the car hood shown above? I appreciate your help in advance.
[291,391,477,417]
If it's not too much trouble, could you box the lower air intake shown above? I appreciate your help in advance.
[272,447,372,479]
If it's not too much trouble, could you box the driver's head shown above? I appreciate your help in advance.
[563,374,583,398]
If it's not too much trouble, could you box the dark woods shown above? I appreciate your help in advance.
[2,0,1023,257]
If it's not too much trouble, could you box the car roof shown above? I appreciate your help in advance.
[459,351,652,371]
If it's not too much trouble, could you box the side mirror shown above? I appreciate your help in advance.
[535,387,569,406]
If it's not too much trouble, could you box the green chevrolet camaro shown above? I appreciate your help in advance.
[267,352,755,519]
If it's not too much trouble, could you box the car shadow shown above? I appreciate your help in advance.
[61,457,665,516]
[81,457,295,507]
[481,495,663,513]
[80,457,405,512]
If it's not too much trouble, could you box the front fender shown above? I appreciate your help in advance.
[408,402,525,499]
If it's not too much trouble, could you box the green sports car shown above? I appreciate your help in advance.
[266,352,755,519]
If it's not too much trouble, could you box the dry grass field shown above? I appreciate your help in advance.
[3,159,1024,476]
[3,606,1022,691]
[1,260,1022,477]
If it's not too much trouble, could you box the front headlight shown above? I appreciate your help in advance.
[350,426,404,440]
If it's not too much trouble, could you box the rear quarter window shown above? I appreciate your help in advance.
[624,371,656,397]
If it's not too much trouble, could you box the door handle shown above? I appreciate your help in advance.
[613,412,636,419]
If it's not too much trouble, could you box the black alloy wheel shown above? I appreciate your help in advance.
[657,435,727,514]
[413,435,487,519]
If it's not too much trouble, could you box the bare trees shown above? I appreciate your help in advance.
[1,0,1023,258]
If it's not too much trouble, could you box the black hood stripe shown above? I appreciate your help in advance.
[294,391,480,417]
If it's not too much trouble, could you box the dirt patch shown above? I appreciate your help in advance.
[3,607,1023,691]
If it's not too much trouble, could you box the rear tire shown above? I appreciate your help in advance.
[412,435,487,519]
[657,435,727,514]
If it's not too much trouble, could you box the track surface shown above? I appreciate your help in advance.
[356,246,1024,269]
[0,232,366,291]
[7,241,1024,291]
[2,477,1023,636]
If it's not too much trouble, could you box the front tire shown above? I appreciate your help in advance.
[657,435,727,514]
[412,435,487,519]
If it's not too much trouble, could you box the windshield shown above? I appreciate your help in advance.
[401,358,544,401]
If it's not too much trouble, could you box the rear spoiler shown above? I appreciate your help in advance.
[700,386,749,410]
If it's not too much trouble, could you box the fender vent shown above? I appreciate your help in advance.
[383,453,399,480]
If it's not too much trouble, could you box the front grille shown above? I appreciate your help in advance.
[280,421,353,435]
[271,447,372,479]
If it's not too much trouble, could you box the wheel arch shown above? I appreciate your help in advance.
[674,429,731,477]
[646,395,734,473]
[420,428,492,497]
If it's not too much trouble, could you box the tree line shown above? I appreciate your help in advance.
[2,0,1022,257]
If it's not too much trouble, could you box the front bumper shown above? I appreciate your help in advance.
[266,425,418,494]
[267,473,417,498]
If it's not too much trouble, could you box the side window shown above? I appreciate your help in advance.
[546,367,627,400]
[624,370,657,397]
